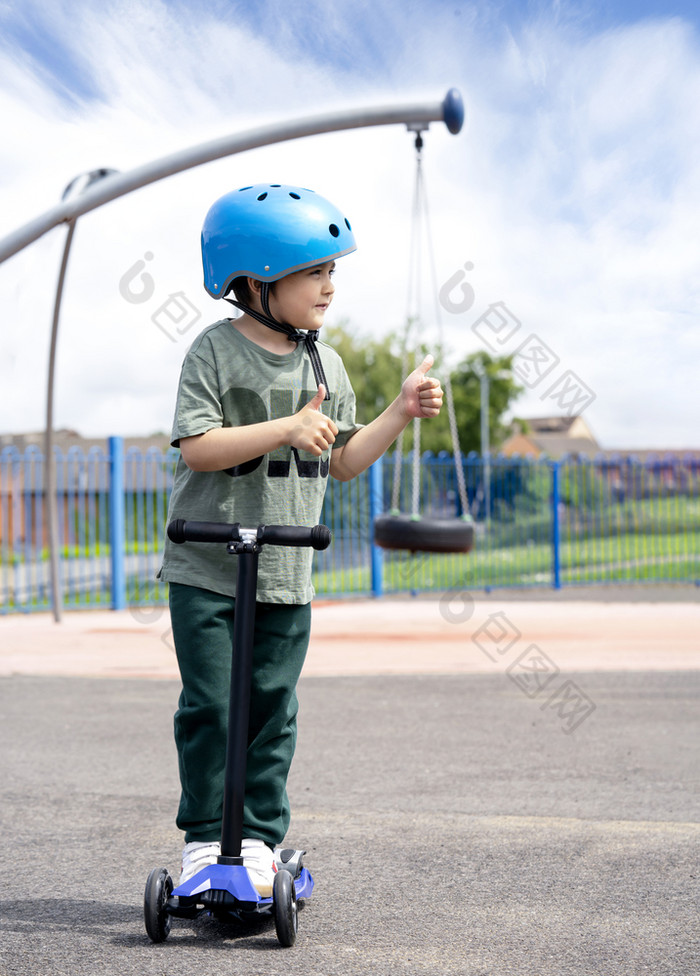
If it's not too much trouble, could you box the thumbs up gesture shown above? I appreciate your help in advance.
[401,355,443,419]
[288,384,339,455]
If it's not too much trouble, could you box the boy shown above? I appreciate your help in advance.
[159,183,443,894]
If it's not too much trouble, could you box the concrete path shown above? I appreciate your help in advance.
[0,595,698,975]
[1,594,699,679]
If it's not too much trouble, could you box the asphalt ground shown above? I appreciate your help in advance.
[0,596,698,975]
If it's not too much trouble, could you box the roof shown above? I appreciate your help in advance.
[531,435,602,458]
[499,433,602,459]
[0,429,171,453]
[0,430,177,493]
[523,416,581,435]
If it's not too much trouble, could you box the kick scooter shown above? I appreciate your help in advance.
[144,518,331,948]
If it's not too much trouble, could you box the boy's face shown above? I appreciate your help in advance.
[268,260,336,331]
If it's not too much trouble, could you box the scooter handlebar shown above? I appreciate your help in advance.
[167,519,332,551]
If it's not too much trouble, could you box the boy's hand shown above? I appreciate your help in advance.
[288,385,338,455]
[401,355,443,419]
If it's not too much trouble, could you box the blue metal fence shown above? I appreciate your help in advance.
[1,440,697,613]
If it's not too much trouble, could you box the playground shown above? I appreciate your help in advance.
[0,79,697,975]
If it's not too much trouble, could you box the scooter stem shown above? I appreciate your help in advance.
[220,542,259,859]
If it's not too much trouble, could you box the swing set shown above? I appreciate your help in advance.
[373,129,474,556]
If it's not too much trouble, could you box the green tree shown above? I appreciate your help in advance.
[326,322,523,457]
[440,351,524,456]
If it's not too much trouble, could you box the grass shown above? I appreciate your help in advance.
[313,528,700,594]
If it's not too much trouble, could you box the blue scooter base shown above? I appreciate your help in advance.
[164,861,314,926]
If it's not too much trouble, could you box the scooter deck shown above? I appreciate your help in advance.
[166,862,314,924]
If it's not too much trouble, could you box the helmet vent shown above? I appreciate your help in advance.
[328,223,340,238]
[289,192,301,199]
[345,218,352,230]
[257,192,268,201]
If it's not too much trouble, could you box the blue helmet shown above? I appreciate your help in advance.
[201,183,357,298]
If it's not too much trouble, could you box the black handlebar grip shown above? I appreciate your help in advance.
[258,524,332,550]
[167,519,240,544]
[166,519,186,543]
[311,524,332,550]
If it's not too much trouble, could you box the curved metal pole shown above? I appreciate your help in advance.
[0,89,464,264]
[45,219,77,622]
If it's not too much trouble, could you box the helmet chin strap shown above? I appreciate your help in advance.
[225,284,330,401]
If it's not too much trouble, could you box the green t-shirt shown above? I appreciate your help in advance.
[158,318,361,603]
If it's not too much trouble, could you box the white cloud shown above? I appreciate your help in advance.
[0,1,698,449]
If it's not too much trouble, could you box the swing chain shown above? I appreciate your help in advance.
[443,372,469,513]
[392,124,471,522]
[411,414,421,517]
[390,428,404,513]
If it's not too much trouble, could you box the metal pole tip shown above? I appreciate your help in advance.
[442,88,465,135]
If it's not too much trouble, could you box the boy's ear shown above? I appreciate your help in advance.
[246,277,264,311]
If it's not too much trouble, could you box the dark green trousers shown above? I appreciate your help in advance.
[169,583,311,847]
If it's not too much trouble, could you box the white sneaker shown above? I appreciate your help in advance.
[180,840,221,884]
[242,838,278,897]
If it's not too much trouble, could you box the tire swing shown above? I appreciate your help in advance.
[373,128,474,556]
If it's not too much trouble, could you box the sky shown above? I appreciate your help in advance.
[0,0,698,451]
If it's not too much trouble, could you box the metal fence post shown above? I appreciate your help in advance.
[109,436,126,610]
[551,460,562,590]
[368,457,384,597]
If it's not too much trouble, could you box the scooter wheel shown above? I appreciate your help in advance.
[144,866,173,943]
[273,868,298,947]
